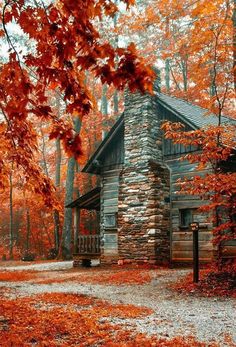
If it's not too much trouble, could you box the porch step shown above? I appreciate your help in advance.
[73,253,101,267]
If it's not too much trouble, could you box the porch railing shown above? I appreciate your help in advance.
[77,235,101,255]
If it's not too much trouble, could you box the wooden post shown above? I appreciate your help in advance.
[190,222,199,283]
[74,207,80,253]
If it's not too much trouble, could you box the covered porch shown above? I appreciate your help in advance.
[66,187,101,267]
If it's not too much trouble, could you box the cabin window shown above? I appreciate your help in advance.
[179,209,193,228]
[104,213,117,228]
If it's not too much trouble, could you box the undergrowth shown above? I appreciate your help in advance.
[171,265,236,298]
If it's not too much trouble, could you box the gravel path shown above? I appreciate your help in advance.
[0,261,235,346]
[0,260,73,271]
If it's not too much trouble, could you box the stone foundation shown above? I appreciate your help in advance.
[100,254,119,265]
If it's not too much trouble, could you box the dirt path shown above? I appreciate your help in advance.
[0,261,235,346]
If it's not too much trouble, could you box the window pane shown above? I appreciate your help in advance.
[104,214,116,228]
[180,209,192,227]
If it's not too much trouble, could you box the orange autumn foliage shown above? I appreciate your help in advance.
[0,293,218,347]
[0,0,154,205]
[119,0,235,116]
[0,267,153,285]
[36,293,153,319]
[36,268,153,286]
[36,292,95,307]
[161,121,236,265]
[0,270,38,282]
[171,266,236,298]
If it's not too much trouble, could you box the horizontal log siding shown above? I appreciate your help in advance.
[100,168,121,261]
[166,158,214,262]
[158,103,197,157]
[102,129,124,170]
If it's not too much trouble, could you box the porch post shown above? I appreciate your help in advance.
[74,206,80,253]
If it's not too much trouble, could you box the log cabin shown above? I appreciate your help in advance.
[67,86,236,266]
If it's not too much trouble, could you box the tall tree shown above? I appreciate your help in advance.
[120,0,234,114]
[0,0,153,205]
[9,164,13,259]
[53,137,62,256]
[232,0,236,91]
[61,118,81,259]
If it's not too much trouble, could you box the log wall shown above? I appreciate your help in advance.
[166,157,214,262]
[100,168,121,263]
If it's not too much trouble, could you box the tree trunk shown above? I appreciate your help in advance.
[9,168,14,260]
[101,84,108,116]
[61,158,76,259]
[233,0,236,91]
[113,6,119,115]
[73,161,80,253]
[181,59,188,92]
[53,138,61,255]
[14,209,21,247]
[40,125,49,177]
[26,208,31,253]
[209,68,216,97]
[74,207,80,253]
[61,118,81,259]
[53,91,62,256]
[101,84,109,140]
[113,90,119,114]
[165,59,170,92]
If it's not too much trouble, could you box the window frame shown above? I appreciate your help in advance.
[104,213,117,229]
[179,208,194,229]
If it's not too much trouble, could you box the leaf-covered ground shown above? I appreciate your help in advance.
[171,267,236,298]
[0,261,235,346]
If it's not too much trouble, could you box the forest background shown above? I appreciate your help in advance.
[0,0,235,261]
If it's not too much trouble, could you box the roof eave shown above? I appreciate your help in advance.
[82,113,124,174]
[66,187,101,209]
[156,96,199,130]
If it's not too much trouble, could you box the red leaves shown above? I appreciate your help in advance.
[0,271,38,282]
[0,0,154,204]
[31,105,52,118]
[103,2,118,17]
[162,120,236,254]
[3,11,13,24]
[49,8,59,22]
[18,7,43,38]
[49,120,83,159]
[38,268,153,285]
[0,266,220,347]
[64,133,83,159]
[172,267,236,298]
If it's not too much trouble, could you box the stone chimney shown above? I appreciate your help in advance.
[117,88,170,264]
